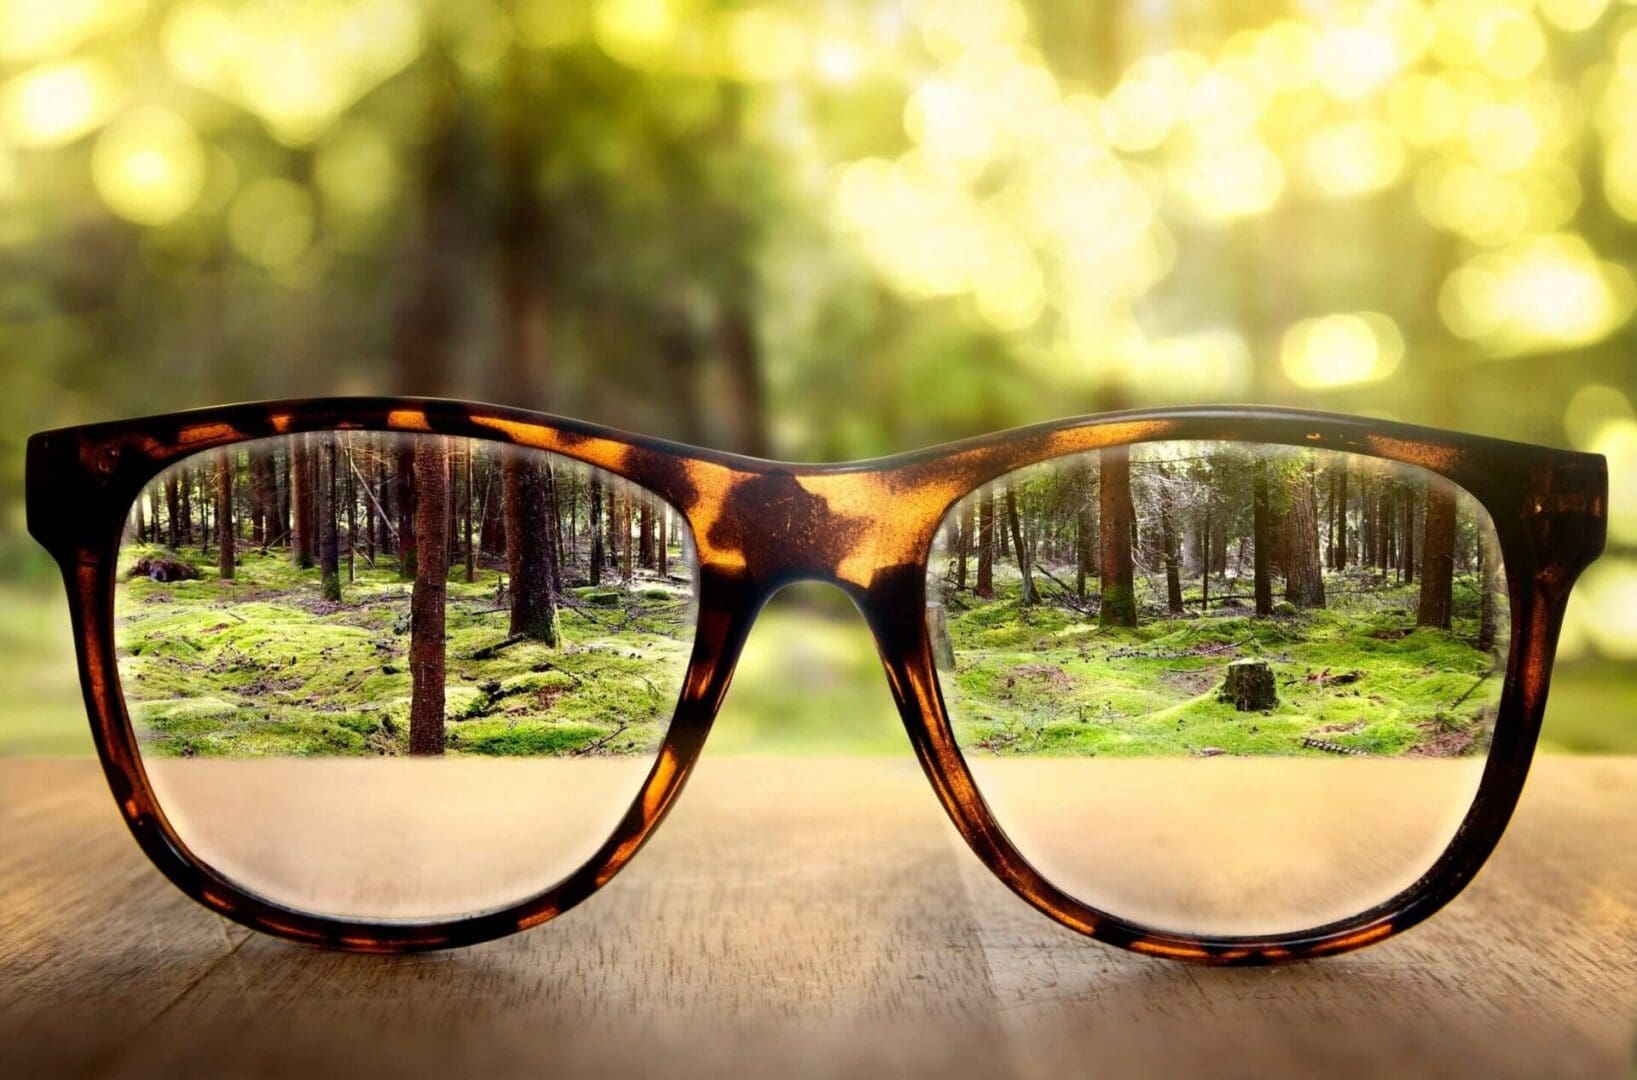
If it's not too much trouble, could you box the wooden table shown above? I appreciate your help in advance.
[3,757,1634,1078]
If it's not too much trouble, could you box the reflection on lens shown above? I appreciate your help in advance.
[926,441,1509,936]
[115,433,698,920]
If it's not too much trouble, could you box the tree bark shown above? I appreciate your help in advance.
[1252,460,1273,617]
[976,488,995,599]
[1200,503,1212,610]
[464,444,476,583]
[619,490,634,581]
[291,434,315,569]
[1335,465,1349,570]
[639,499,655,569]
[1285,460,1326,609]
[1005,481,1032,606]
[657,502,670,577]
[344,436,357,582]
[957,502,973,591]
[396,444,417,579]
[179,467,194,546]
[165,476,181,549]
[1159,466,1183,615]
[319,435,341,602]
[409,438,449,755]
[1401,486,1417,584]
[1478,535,1501,653]
[1222,659,1277,711]
[1099,446,1137,627]
[1074,464,1094,599]
[215,451,235,580]
[588,473,604,586]
[1418,480,1458,629]
[504,450,560,645]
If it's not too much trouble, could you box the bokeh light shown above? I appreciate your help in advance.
[90,107,207,226]
[1576,559,1637,659]
[1440,234,1635,355]
[1280,312,1405,389]
[1302,121,1405,198]
[0,60,118,147]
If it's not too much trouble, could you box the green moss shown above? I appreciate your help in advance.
[112,551,693,758]
[943,576,1506,758]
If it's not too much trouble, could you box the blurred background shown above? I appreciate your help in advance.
[1,0,1633,755]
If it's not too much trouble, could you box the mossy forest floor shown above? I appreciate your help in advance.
[939,569,1504,758]
[116,544,695,757]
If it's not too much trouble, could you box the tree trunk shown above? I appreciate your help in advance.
[215,451,235,580]
[957,503,973,591]
[1221,659,1277,711]
[619,490,634,581]
[1074,464,1094,599]
[1335,466,1349,570]
[976,487,995,599]
[408,438,449,755]
[344,436,357,583]
[1285,460,1326,608]
[180,467,194,546]
[604,486,620,574]
[1200,504,1212,610]
[1252,460,1273,617]
[464,444,476,583]
[396,444,417,579]
[504,451,559,644]
[1159,467,1183,615]
[927,602,956,671]
[165,477,181,549]
[657,502,669,577]
[1478,536,1501,653]
[319,435,342,602]
[1401,487,1417,584]
[373,438,390,556]
[639,499,655,569]
[588,473,604,586]
[290,434,314,569]
[1418,480,1457,629]
[1099,446,1137,627]
[1005,482,1033,605]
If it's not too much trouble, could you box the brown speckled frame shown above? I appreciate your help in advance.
[26,398,1606,963]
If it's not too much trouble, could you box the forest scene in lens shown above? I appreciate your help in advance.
[115,434,697,758]
[928,443,1508,759]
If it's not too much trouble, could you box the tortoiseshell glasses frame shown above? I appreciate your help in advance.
[26,398,1606,963]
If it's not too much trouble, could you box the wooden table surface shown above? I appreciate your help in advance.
[3,756,1634,1079]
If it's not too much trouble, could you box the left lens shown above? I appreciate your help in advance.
[115,432,699,920]
[925,440,1508,937]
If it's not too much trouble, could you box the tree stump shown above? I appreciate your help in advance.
[926,602,956,671]
[1220,659,1276,712]
[127,556,200,583]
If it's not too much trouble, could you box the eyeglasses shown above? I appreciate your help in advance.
[27,399,1605,962]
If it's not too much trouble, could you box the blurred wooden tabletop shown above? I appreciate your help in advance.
[2,756,1634,1079]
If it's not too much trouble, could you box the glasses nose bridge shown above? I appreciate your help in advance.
[732,465,937,593]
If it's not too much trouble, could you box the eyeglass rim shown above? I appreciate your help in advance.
[24,398,1606,961]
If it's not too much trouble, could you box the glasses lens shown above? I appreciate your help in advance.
[115,432,698,920]
[926,441,1508,937]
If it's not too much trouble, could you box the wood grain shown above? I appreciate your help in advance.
[2,756,1633,1079]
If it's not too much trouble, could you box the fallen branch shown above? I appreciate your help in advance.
[571,720,631,757]
[1031,564,1098,616]
[466,633,526,661]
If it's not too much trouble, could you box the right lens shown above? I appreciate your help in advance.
[926,440,1508,937]
[115,432,699,921]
